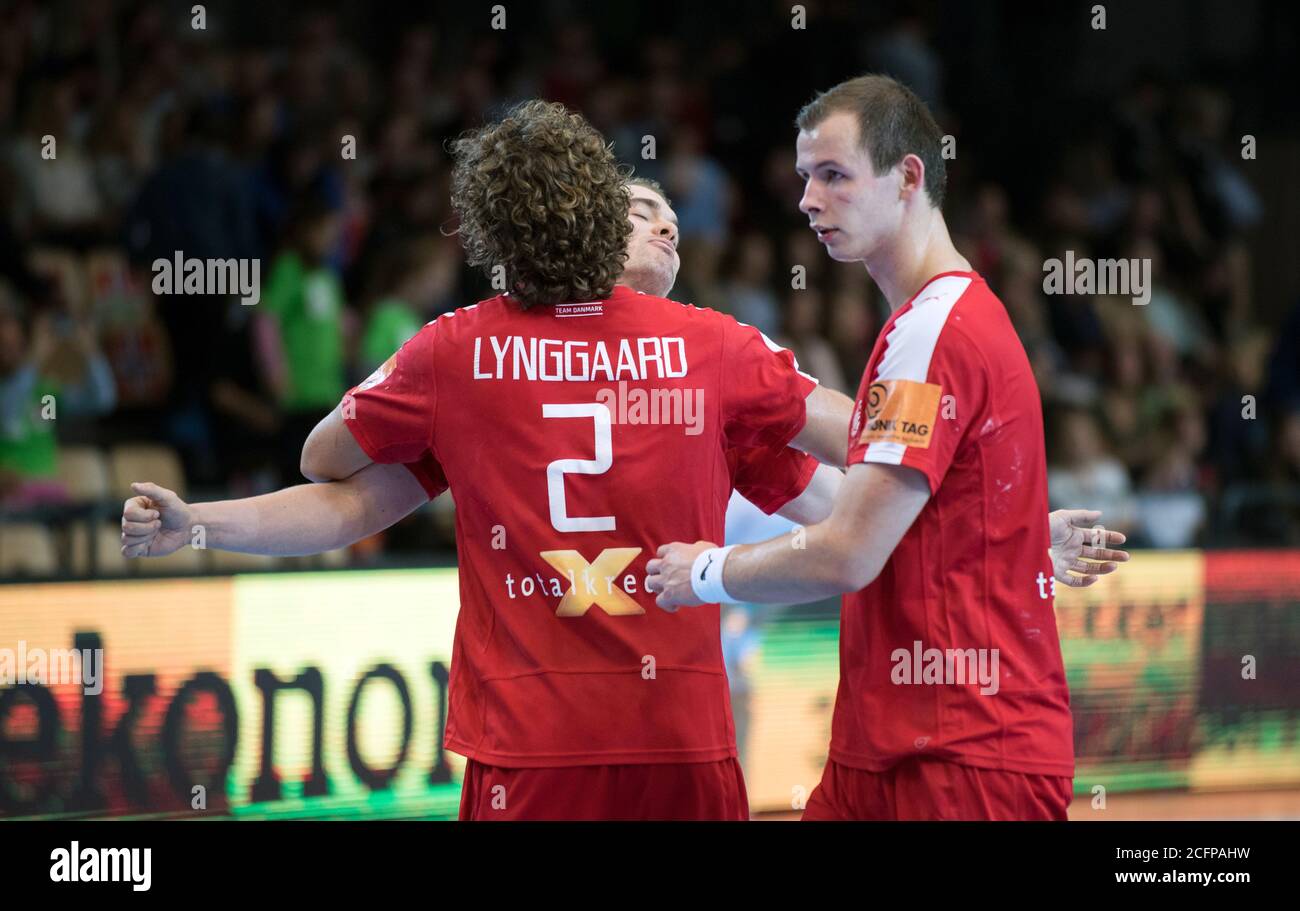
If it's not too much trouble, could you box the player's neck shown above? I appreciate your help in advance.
[865,209,972,313]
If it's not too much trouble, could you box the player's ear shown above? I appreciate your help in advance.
[898,153,926,199]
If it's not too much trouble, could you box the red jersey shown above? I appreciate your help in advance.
[401,435,818,518]
[726,444,818,515]
[343,284,817,766]
[837,271,1073,777]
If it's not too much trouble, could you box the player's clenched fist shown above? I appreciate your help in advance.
[645,540,715,611]
[121,481,194,558]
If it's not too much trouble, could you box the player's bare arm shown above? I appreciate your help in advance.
[300,402,373,482]
[764,458,1130,585]
[120,462,427,558]
[791,384,853,467]
[772,463,843,526]
[648,460,930,609]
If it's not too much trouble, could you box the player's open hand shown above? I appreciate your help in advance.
[1049,509,1130,588]
[645,541,714,611]
[121,481,194,558]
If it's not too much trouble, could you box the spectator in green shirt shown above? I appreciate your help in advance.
[255,198,348,410]
[253,197,351,484]
[0,285,117,508]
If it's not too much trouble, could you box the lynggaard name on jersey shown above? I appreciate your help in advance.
[472,335,689,382]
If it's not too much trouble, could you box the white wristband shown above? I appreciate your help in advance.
[690,545,738,605]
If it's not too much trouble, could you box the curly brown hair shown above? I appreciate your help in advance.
[450,100,632,308]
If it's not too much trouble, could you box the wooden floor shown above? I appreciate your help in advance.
[752,788,1300,821]
[1065,787,1300,821]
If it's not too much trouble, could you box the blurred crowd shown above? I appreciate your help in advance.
[1,0,1296,572]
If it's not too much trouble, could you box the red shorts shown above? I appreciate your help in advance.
[802,757,1073,821]
[458,758,749,821]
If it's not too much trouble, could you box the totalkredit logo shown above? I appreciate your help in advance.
[498,549,649,616]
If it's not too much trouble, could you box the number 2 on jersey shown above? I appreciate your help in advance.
[543,402,615,532]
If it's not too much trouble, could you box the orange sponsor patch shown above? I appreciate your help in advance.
[858,379,942,448]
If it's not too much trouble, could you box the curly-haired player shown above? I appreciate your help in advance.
[125,99,850,820]
[448,100,632,308]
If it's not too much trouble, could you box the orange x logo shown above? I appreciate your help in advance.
[538,548,644,616]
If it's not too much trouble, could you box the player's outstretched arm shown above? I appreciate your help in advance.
[1049,508,1130,587]
[736,472,1124,589]
[120,462,428,558]
[774,463,844,526]
[300,403,373,482]
[791,385,853,468]
[648,461,930,608]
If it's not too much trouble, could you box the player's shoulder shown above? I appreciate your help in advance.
[876,272,994,379]
[421,287,766,340]
[669,298,790,350]
[611,287,752,341]
[907,272,1010,341]
[618,287,722,321]
[935,272,1018,359]
[902,269,981,317]
[414,294,513,340]
[429,288,692,325]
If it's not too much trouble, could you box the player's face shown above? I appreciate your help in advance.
[796,112,903,264]
[619,185,680,298]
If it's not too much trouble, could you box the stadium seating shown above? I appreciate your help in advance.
[67,521,129,577]
[55,445,111,503]
[0,523,58,577]
[108,443,187,500]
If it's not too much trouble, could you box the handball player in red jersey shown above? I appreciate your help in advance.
[121,101,1118,821]
[648,76,1129,820]
[303,103,859,820]
[121,100,853,821]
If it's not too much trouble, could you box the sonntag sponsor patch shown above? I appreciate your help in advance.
[859,379,942,448]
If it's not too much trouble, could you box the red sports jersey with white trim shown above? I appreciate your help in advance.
[343,284,816,766]
[836,271,1074,777]
[728,444,818,515]
[401,433,818,517]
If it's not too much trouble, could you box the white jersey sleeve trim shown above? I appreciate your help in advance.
[859,274,971,464]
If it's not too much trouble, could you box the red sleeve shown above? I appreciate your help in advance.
[343,322,438,465]
[720,318,818,449]
[729,445,819,515]
[848,324,986,494]
[403,452,449,501]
